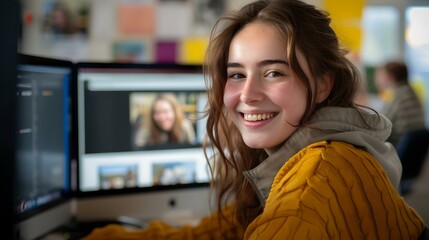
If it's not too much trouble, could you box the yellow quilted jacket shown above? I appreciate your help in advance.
[83,141,424,240]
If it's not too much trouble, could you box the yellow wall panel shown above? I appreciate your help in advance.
[324,0,365,53]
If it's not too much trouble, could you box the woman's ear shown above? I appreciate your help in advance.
[316,72,334,103]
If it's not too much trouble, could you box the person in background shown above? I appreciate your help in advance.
[374,61,426,147]
[84,0,426,239]
[133,93,196,147]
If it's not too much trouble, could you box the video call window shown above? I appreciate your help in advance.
[77,66,210,193]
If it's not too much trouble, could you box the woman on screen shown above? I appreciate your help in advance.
[133,93,196,147]
[85,0,426,239]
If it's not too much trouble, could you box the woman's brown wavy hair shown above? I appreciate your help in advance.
[203,0,362,228]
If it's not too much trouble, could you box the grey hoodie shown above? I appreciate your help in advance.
[243,106,402,206]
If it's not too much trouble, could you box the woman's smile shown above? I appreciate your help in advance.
[242,112,276,121]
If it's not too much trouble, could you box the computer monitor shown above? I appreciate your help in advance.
[14,54,74,240]
[74,62,213,225]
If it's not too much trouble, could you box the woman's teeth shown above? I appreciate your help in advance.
[244,113,274,121]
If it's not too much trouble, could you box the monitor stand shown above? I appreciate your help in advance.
[73,187,213,227]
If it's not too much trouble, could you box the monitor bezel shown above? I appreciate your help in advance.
[72,61,210,199]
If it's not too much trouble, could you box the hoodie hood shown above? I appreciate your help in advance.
[243,106,402,205]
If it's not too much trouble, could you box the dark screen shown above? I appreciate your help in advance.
[14,57,71,219]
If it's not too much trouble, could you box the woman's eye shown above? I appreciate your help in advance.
[228,73,245,79]
[266,71,283,78]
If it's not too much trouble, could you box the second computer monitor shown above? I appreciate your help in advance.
[74,62,212,222]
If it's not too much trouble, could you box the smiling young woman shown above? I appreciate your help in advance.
[84,0,427,239]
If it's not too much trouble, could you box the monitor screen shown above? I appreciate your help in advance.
[74,62,212,223]
[14,54,73,240]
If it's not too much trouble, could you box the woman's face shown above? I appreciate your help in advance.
[224,22,310,155]
[153,99,176,131]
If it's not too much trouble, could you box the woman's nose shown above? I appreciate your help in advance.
[240,76,264,104]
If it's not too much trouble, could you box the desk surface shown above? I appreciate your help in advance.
[38,219,143,240]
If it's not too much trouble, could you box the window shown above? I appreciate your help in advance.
[361,6,400,66]
[405,6,429,124]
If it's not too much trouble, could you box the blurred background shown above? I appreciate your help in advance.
[17,0,429,224]
[18,0,429,121]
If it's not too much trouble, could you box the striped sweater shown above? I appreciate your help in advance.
[382,84,426,146]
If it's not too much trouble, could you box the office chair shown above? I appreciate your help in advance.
[396,128,429,195]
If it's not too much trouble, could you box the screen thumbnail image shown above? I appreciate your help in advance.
[98,164,138,190]
[130,91,207,149]
[152,161,196,186]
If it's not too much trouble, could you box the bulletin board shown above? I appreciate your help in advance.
[21,0,226,64]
